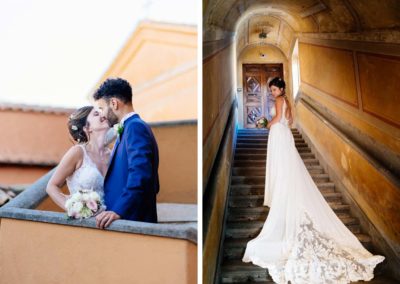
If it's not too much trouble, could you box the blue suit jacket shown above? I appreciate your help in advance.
[104,114,159,223]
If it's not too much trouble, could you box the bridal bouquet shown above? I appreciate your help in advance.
[256,117,268,128]
[65,189,103,219]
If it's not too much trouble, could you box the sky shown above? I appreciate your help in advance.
[0,0,197,108]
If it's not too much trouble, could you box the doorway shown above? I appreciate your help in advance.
[242,63,283,128]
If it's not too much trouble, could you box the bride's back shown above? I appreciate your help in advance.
[276,96,291,126]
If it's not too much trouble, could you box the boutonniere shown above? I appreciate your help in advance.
[113,123,124,135]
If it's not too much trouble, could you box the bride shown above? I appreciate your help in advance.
[46,106,113,211]
[242,77,385,284]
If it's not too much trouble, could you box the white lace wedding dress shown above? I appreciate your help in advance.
[242,99,384,284]
[66,144,105,201]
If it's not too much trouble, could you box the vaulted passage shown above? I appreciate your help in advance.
[203,1,400,283]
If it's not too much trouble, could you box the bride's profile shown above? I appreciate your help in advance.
[242,77,385,283]
[46,106,114,211]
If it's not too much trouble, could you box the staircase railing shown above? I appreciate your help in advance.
[203,97,238,284]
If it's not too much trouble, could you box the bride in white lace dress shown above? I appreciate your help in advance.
[242,77,384,284]
[46,106,113,211]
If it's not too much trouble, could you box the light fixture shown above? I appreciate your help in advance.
[258,21,273,39]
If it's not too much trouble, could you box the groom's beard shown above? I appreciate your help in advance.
[107,109,119,127]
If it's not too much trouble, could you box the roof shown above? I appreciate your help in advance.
[0,102,74,115]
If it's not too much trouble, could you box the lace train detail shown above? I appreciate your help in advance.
[244,213,384,284]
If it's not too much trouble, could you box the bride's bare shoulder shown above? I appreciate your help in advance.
[68,145,84,155]
[275,96,284,105]
[61,145,84,165]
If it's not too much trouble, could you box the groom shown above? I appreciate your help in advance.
[93,78,159,229]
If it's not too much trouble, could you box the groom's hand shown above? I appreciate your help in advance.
[95,211,120,229]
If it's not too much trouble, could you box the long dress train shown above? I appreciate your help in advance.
[242,99,384,284]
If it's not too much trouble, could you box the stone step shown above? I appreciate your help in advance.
[239,129,298,133]
[237,136,305,143]
[220,260,272,283]
[235,144,309,150]
[230,182,335,196]
[228,201,349,215]
[237,131,269,136]
[227,206,350,222]
[236,140,308,147]
[234,158,320,167]
[232,165,324,176]
[237,137,304,142]
[231,173,330,185]
[222,233,372,261]
[229,192,341,208]
[227,207,269,222]
[226,205,351,228]
[225,217,360,239]
[236,137,306,144]
[236,135,268,139]
[236,143,269,149]
[234,152,315,161]
[235,147,311,154]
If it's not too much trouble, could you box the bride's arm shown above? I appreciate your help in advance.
[267,97,283,128]
[46,146,83,210]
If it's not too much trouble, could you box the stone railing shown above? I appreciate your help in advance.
[0,169,197,283]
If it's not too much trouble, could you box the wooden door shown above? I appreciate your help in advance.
[243,64,283,128]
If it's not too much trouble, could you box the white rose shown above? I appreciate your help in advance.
[65,198,73,210]
[72,201,83,213]
[81,193,90,202]
[71,193,81,202]
[89,191,100,201]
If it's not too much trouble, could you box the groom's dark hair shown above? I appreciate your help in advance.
[93,77,132,103]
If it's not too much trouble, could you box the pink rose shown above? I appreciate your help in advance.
[87,200,98,212]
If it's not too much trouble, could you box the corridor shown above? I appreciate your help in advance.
[203,1,400,283]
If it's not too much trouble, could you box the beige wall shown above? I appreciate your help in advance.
[0,166,51,185]
[0,218,196,284]
[152,124,197,204]
[298,40,400,153]
[97,21,197,123]
[0,109,73,186]
[0,110,73,166]
[203,42,236,188]
[299,43,358,106]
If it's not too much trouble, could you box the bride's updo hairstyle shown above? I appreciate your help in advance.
[269,77,286,96]
[68,106,94,143]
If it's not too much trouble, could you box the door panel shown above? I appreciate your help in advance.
[243,64,283,128]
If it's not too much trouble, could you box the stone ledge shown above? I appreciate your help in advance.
[0,207,197,244]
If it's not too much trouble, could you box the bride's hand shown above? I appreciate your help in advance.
[92,206,106,217]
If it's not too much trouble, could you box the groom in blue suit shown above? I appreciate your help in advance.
[93,78,159,228]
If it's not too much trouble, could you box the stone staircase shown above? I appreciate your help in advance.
[218,128,375,283]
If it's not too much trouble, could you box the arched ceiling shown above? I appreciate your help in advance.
[204,0,400,57]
